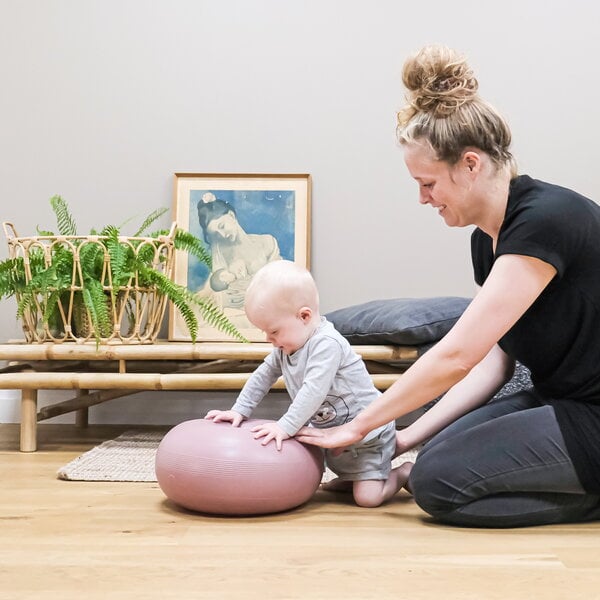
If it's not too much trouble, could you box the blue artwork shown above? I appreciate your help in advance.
[187,188,296,293]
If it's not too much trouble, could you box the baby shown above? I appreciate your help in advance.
[205,260,410,507]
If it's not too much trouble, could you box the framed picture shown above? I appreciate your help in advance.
[169,173,311,342]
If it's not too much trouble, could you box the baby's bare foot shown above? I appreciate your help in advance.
[321,478,353,493]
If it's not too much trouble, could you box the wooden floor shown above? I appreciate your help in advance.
[1,424,600,600]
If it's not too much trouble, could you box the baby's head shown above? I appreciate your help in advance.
[245,260,320,354]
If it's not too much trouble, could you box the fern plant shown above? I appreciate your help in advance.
[0,195,245,344]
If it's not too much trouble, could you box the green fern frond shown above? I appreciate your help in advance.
[97,224,118,237]
[16,291,35,319]
[16,270,57,318]
[132,242,162,271]
[174,229,212,268]
[149,228,170,237]
[133,207,169,237]
[140,268,244,342]
[81,282,112,341]
[188,293,248,342]
[44,290,68,333]
[138,268,198,340]
[49,245,76,282]
[26,265,59,293]
[169,290,199,342]
[104,225,132,289]
[36,227,55,236]
[28,249,48,275]
[50,195,78,236]
[0,258,28,298]
[78,242,105,285]
[42,290,61,324]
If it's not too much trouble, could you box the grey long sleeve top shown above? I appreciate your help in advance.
[231,318,383,438]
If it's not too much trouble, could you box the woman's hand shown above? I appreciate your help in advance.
[295,423,363,450]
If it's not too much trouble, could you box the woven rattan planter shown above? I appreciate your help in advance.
[3,222,176,344]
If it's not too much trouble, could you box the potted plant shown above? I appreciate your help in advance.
[0,195,245,344]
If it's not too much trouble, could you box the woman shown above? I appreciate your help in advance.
[297,45,600,527]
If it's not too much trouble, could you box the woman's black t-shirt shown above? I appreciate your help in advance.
[471,175,600,491]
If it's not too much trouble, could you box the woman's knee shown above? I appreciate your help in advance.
[409,451,460,518]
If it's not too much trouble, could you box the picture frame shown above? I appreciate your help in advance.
[169,173,311,342]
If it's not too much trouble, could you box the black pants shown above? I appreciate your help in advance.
[409,390,600,527]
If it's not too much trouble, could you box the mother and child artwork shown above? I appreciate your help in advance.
[170,173,311,341]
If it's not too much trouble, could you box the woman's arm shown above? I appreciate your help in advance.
[396,343,514,452]
[295,253,555,448]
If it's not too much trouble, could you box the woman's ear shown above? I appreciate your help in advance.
[463,150,480,174]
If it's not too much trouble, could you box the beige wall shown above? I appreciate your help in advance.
[1,0,599,422]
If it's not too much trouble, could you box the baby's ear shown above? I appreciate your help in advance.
[298,306,312,322]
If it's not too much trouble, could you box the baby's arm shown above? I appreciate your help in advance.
[288,340,342,432]
[205,354,282,425]
[259,338,341,443]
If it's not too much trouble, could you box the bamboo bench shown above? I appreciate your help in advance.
[0,341,418,452]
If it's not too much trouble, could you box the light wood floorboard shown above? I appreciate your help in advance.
[1,424,599,600]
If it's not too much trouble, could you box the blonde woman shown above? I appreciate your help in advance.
[297,45,600,528]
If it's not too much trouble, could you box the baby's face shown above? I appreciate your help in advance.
[248,306,312,355]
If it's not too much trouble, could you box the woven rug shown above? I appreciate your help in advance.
[57,430,419,482]
[57,431,165,482]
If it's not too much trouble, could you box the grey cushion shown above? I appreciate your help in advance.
[325,296,471,346]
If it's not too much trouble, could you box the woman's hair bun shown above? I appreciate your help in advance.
[401,45,478,120]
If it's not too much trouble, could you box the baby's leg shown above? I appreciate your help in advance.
[321,478,353,492]
[352,462,413,508]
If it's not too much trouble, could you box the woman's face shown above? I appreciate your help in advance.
[206,211,239,243]
[403,142,474,228]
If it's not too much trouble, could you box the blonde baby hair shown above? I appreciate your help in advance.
[245,260,319,316]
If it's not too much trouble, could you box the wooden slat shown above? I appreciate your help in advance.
[0,341,418,362]
[38,389,140,421]
[0,371,401,392]
[0,341,411,451]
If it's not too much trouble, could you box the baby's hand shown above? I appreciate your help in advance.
[204,409,244,427]
[250,422,290,451]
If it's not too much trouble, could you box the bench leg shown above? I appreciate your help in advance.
[20,388,38,452]
[75,390,89,428]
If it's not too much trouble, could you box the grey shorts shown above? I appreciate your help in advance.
[325,421,396,481]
